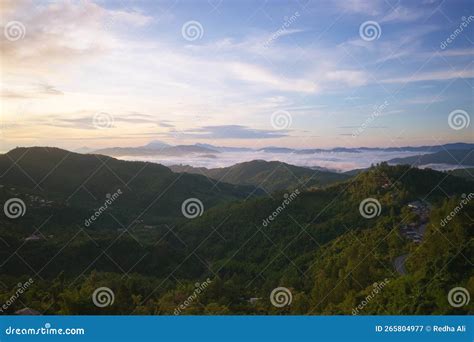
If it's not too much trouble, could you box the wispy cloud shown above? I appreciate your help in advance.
[170,125,289,139]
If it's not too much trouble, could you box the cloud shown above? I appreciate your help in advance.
[39,112,158,130]
[380,6,425,23]
[0,0,152,74]
[1,83,63,98]
[381,69,474,84]
[171,125,289,139]
[228,62,319,93]
[325,70,368,87]
[336,0,382,15]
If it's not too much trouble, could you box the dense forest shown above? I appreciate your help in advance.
[0,148,472,315]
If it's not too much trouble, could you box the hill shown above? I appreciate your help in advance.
[388,149,474,167]
[447,168,474,181]
[0,147,259,222]
[0,160,472,315]
[169,160,350,192]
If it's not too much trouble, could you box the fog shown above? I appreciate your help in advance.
[116,150,435,172]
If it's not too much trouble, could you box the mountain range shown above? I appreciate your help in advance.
[0,147,472,315]
[88,141,474,158]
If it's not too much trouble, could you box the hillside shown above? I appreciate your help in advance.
[388,149,474,167]
[169,160,350,192]
[0,147,259,222]
[448,168,474,181]
[0,160,472,315]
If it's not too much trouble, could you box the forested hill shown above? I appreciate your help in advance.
[0,154,472,315]
[169,160,350,192]
[0,147,260,222]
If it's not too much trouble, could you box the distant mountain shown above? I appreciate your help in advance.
[144,140,171,149]
[90,141,474,158]
[169,160,350,192]
[0,147,257,221]
[388,149,474,167]
[93,144,218,157]
[195,143,253,153]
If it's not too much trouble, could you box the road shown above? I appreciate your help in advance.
[394,254,408,275]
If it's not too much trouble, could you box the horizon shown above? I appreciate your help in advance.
[1,0,473,152]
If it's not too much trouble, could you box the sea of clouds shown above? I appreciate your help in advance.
[117,150,441,172]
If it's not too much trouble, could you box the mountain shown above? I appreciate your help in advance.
[92,144,218,157]
[0,161,471,315]
[195,143,253,153]
[388,149,474,167]
[0,147,258,222]
[143,140,171,149]
[169,160,351,192]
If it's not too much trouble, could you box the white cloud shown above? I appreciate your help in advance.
[381,69,474,84]
[228,62,320,93]
[380,6,425,23]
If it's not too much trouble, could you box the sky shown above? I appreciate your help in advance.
[0,0,473,151]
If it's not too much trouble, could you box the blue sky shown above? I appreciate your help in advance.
[0,0,473,150]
